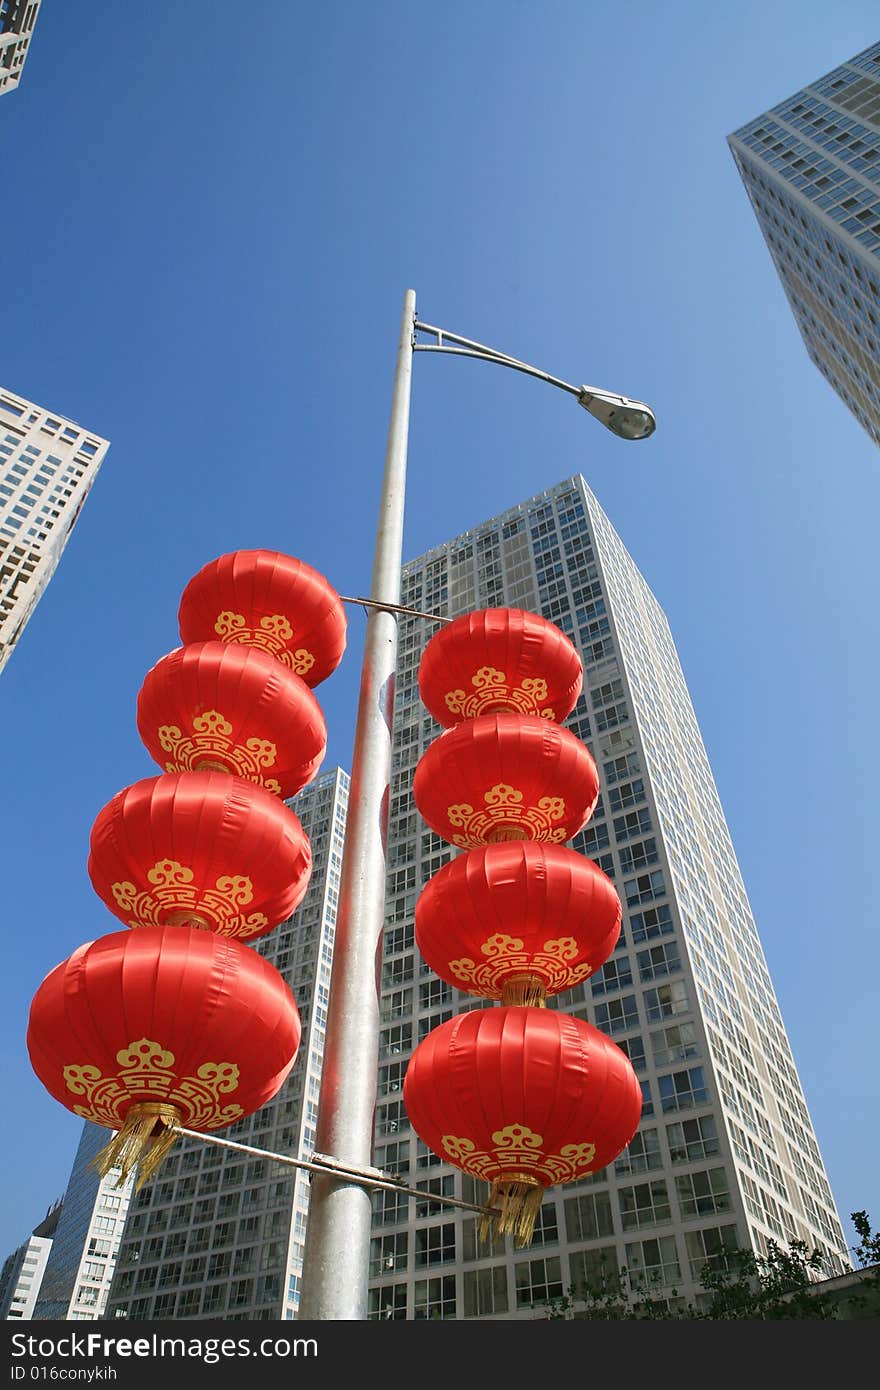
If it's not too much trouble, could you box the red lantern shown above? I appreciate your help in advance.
[415,843,620,1005]
[403,1006,642,1244]
[27,926,301,1187]
[136,640,326,798]
[87,771,312,940]
[178,549,346,687]
[412,712,599,847]
[419,608,583,726]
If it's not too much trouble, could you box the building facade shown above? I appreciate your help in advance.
[0,1,41,97]
[367,474,849,1320]
[728,40,880,445]
[32,1126,134,1321]
[0,1202,61,1320]
[103,766,349,1321]
[0,387,110,675]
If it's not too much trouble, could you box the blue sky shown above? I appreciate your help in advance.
[1,1,878,1266]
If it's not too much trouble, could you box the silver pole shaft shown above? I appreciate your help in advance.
[297,289,416,1320]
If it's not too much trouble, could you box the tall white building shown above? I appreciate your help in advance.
[0,1202,61,1320]
[0,2,41,97]
[103,767,350,1321]
[32,1126,135,1320]
[728,40,880,445]
[0,387,109,675]
[368,474,849,1319]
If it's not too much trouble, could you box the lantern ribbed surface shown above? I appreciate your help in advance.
[178,549,346,687]
[136,640,326,798]
[415,842,621,1004]
[87,770,313,940]
[27,926,301,1186]
[403,1006,642,1243]
[418,607,583,726]
[412,711,599,847]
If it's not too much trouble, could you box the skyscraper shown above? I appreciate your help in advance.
[0,1201,61,1321]
[32,1126,135,1321]
[728,40,880,445]
[0,1,42,97]
[0,387,110,675]
[103,766,349,1322]
[368,474,849,1320]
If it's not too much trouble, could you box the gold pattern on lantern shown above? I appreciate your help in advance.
[448,933,595,998]
[63,1038,244,1131]
[446,783,568,847]
[444,667,556,720]
[110,860,269,938]
[441,1123,596,1184]
[213,610,316,677]
[157,711,283,795]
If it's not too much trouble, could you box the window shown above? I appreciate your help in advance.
[369,1234,405,1273]
[618,1180,672,1230]
[644,980,689,1021]
[593,994,640,1034]
[637,941,681,981]
[624,1235,681,1288]
[413,1275,456,1319]
[658,1067,709,1113]
[614,834,656,867]
[624,871,665,905]
[630,904,673,942]
[414,1223,455,1266]
[462,1266,508,1317]
[650,1021,699,1066]
[614,1128,663,1176]
[591,955,633,995]
[569,1245,620,1296]
[666,1115,720,1164]
[675,1168,732,1218]
[369,1283,407,1320]
[684,1225,739,1279]
[564,1190,614,1242]
[514,1256,563,1308]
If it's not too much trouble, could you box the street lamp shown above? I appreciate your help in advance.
[297,288,655,1321]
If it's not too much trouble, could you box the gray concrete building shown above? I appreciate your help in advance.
[729,40,880,445]
[366,474,849,1319]
[0,387,109,675]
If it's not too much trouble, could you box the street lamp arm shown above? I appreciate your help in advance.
[413,318,656,440]
[414,319,580,397]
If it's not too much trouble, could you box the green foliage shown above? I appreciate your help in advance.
[541,1210,878,1320]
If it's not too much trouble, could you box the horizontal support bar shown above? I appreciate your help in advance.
[172,1125,493,1217]
[338,594,452,624]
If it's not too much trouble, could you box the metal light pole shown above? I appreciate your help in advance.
[297,288,655,1320]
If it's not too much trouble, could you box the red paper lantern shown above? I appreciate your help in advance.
[419,608,583,726]
[27,926,301,1187]
[178,549,346,687]
[88,771,312,940]
[415,843,620,1005]
[136,640,326,798]
[412,712,599,847]
[403,1006,642,1243]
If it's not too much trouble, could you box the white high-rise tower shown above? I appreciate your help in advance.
[367,474,848,1319]
[0,387,109,675]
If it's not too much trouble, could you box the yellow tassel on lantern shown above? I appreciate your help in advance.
[500,974,548,1008]
[479,1174,546,1247]
[92,1102,182,1190]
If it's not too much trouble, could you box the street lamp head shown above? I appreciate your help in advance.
[577,387,656,441]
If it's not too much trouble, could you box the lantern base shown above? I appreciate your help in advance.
[486,825,530,843]
[93,1102,182,1191]
[480,1174,546,1247]
[500,974,548,1008]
